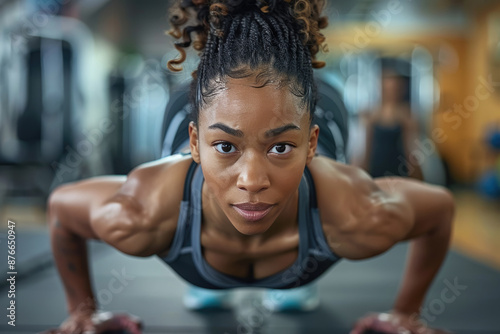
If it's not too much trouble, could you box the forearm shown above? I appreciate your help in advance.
[50,218,97,314]
[47,185,99,315]
[46,177,126,316]
[374,178,454,315]
[393,209,453,315]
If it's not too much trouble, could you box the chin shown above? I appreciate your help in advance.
[229,211,277,235]
[232,223,271,236]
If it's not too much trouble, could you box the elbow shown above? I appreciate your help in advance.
[437,187,455,236]
[442,187,455,219]
[46,184,70,228]
[417,186,455,239]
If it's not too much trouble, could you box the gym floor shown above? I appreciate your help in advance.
[0,188,499,334]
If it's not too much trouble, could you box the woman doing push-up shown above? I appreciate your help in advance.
[45,1,454,333]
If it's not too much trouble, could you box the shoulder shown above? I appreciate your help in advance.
[90,154,194,256]
[308,156,378,203]
[307,156,412,259]
[112,154,194,223]
[123,154,194,208]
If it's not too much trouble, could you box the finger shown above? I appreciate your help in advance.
[118,315,143,334]
[127,321,143,334]
[95,315,143,334]
[123,316,143,334]
[37,330,59,334]
[427,329,453,334]
[39,329,76,334]
[38,328,73,334]
[350,314,378,334]
[372,316,405,333]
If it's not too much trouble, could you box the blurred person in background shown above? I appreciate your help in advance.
[356,69,423,180]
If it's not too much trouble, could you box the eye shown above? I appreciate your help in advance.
[269,143,293,155]
[214,142,237,154]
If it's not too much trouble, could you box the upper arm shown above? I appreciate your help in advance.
[48,156,189,257]
[90,167,175,257]
[320,160,454,260]
[321,165,414,260]
[47,175,127,240]
[341,176,454,259]
[90,157,190,257]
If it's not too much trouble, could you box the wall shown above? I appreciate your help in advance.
[324,5,500,183]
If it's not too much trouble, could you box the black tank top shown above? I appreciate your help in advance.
[369,123,407,178]
[157,161,342,289]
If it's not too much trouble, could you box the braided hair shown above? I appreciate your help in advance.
[167,0,328,125]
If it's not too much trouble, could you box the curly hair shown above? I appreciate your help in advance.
[167,0,328,125]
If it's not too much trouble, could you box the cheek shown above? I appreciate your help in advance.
[200,156,235,198]
[271,163,304,192]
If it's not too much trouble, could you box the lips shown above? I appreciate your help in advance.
[232,202,274,222]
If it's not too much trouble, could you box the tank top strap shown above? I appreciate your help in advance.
[183,160,199,201]
[297,169,311,257]
[160,160,199,262]
[303,166,317,208]
[302,165,342,261]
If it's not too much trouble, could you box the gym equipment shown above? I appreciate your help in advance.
[0,14,95,199]
[477,170,500,199]
[487,129,500,151]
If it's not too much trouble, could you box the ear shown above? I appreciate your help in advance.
[306,124,319,165]
[188,121,201,164]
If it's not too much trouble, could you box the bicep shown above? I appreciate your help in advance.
[90,192,163,257]
[89,168,176,257]
[325,167,413,259]
[90,157,192,256]
[48,176,127,239]
[341,193,414,259]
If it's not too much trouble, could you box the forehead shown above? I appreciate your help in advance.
[199,77,308,129]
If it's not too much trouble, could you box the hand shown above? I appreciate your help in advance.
[350,311,452,334]
[40,311,143,334]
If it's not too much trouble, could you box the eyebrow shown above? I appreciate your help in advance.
[208,123,300,138]
[265,124,301,137]
[208,123,243,137]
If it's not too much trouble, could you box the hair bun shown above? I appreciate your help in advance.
[167,0,328,71]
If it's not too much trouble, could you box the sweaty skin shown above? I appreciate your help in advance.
[47,76,454,334]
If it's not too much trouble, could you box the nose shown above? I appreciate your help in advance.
[237,153,270,193]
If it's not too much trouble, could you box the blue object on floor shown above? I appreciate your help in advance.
[262,283,320,312]
[183,284,232,310]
